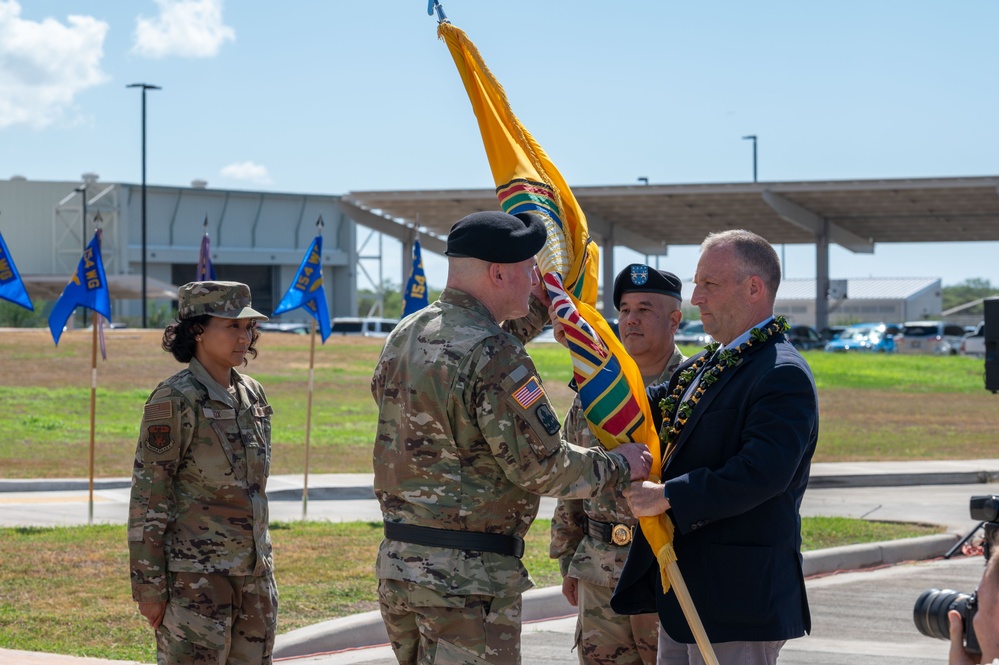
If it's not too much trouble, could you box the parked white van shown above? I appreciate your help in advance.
[331,317,399,337]
[961,321,986,358]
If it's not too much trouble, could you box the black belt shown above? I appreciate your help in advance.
[583,515,634,546]
[384,522,525,559]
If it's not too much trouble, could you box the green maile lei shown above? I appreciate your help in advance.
[658,316,790,455]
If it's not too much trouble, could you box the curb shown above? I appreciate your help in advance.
[800,533,959,576]
[0,478,132,492]
[272,533,961,660]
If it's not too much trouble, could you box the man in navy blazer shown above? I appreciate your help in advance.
[611,229,819,665]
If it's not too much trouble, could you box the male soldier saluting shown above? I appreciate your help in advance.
[551,264,687,665]
[371,211,652,665]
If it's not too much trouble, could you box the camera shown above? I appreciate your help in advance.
[912,495,999,655]
[913,588,980,654]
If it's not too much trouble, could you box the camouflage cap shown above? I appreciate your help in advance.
[177,281,269,321]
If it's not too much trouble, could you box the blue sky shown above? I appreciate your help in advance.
[2,1,997,290]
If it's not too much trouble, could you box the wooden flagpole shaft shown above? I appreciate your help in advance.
[88,315,98,525]
[666,561,719,665]
[303,317,317,519]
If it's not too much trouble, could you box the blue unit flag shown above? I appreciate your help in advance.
[48,229,111,345]
[273,235,332,342]
[402,240,429,317]
[0,229,34,311]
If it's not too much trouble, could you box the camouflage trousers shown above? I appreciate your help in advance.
[574,579,659,665]
[155,570,278,665]
[378,578,522,665]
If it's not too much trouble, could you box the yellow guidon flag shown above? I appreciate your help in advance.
[437,17,718,663]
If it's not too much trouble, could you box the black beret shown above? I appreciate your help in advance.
[445,211,547,263]
[613,264,682,309]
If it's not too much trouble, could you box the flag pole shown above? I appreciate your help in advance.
[666,560,718,664]
[272,215,329,518]
[303,316,317,519]
[88,313,98,525]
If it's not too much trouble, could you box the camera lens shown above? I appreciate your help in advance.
[913,588,974,641]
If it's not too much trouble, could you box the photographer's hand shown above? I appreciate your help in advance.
[948,609,978,665]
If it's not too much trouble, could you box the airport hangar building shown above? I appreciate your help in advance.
[3,174,999,332]
[0,176,360,323]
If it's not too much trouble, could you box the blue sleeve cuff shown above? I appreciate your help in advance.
[663,483,670,500]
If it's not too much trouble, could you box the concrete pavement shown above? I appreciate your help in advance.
[2,459,999,664]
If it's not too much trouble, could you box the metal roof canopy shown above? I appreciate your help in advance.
[340,175,999,330]
[22,275,180,301]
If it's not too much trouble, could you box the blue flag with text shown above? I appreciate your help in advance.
[273,235,332,342]
[0,228,34,311]
[402,240,429,317]
[48,229,111,345]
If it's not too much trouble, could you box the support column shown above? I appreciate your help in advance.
[401,234,415,288]
[815,220,830,333]
[601,225,615,318]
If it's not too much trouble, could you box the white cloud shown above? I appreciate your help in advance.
[132,0,235,59]
[0,0,109,129]
[220,161,272,185]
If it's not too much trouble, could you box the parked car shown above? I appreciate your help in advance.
[893,320,967,355]
[674,320,713,347]
[824,322,895,353]
[961,321,986,358]
[331,317,399,337]
[785,325,825,350]
[820,326,848,341]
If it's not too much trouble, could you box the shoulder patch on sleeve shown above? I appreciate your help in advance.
[146,425,173,454]
[143,400,172,421]
[499,364,530,392]
[512,376,545,409]
[535,403,561,435]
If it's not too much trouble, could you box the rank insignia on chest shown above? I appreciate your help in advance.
[535,403,560,435]
[513,376,545,409]
[146,425,173,454]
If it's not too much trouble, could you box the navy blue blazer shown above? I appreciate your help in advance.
[611,329,819,644]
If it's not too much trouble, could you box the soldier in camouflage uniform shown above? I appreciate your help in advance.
[551,265,687,665]
[371,211,653,665]
[128,281,277,665]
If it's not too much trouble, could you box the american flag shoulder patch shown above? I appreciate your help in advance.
[144,400,173,421]
[512,376,545,409]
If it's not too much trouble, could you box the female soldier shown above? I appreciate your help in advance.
[128,281,277,665]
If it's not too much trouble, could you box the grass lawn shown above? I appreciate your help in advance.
[0,330,996,478]
[0,517,941,663]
